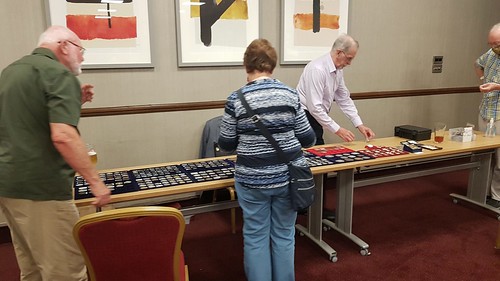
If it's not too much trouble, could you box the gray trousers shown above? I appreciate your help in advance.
[478,115,500,201]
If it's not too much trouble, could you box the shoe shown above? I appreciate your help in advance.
[486,198,500,208]
[323,209,336,221]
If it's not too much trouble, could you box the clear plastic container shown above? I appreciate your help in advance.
[485,118,496,137]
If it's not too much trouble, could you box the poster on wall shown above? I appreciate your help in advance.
[175,0,260,67]
[281,0,349,65]
[44,0,152,69]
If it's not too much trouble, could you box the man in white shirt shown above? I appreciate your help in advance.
[297,34,375,220]
[297,34,375,145]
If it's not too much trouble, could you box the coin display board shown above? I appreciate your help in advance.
[357,145,409,158]
[74,146,408,199]
[74,159,235,199]
[304,146,375,167]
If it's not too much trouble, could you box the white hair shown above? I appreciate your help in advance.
[37,26,77,46]
[331,34,359,53]
[491,23,500,33]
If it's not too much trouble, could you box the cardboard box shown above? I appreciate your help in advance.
[394,125,432,141]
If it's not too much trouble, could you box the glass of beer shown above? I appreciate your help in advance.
[86,144,98,165]
[434,122,446,143]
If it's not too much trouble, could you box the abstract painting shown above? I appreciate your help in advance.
[175,0,260,67]
[281,0,349,64]
[45,0,152,69]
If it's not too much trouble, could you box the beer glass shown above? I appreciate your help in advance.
[434,122,446,143]
[86,144,98,165]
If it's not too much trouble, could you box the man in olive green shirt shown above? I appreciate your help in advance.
[0,26,110,280]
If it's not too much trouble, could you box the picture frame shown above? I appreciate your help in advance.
[175,0,260,67]
[281,0,349,65]
[44,0,152,69]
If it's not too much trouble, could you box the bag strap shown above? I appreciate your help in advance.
[237,89,291,164]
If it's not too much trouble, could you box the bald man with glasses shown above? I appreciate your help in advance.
[0,26,110,280]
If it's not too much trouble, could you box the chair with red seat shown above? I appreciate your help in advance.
[73,206,189,281]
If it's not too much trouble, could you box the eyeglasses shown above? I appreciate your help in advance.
[65,40,86,55]
[340,50,354,63]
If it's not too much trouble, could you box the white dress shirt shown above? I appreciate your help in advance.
[297,53,363,133]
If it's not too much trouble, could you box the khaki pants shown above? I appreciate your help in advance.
[0,197,87,281]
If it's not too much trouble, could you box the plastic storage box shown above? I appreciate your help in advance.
[449,127,473,142]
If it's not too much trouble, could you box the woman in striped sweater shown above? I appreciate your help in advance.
[218,38,316,281]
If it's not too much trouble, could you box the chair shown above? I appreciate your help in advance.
[199,115,238,234]
[73,206,189,281]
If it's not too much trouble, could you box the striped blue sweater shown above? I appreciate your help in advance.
[218,78,316,189]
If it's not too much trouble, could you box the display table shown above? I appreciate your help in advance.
[296,134,500,262]
[73,133,500,261]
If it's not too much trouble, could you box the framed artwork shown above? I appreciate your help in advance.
[281,0,349,65]
[44,0,152,69]
[175,0,260,67]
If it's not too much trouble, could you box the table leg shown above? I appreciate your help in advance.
[450,151,500,218]
[295,174,338,262]
[322,169,370,256]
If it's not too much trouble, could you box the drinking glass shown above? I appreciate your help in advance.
[86,144,98,165]
[434,122,446,143]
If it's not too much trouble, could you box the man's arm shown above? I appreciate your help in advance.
[334,78,362,127]
[474,61,484,80]
[334,77,376,141]
[474,60,500,93]
[50,123,110,207]
[479,82,500,92]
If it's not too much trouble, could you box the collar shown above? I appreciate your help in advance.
[246,77,273,86]
[326,52,338,74]
[32,47,59,62]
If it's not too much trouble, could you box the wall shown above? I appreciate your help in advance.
[0,0,499,170]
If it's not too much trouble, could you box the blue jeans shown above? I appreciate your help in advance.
[235,182,297,281]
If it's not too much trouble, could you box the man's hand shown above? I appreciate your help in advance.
[479,82,500,93]
[90,182,111,207]
[358,125,375,141]
[335,127,356,142]
[81,84,94,104]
